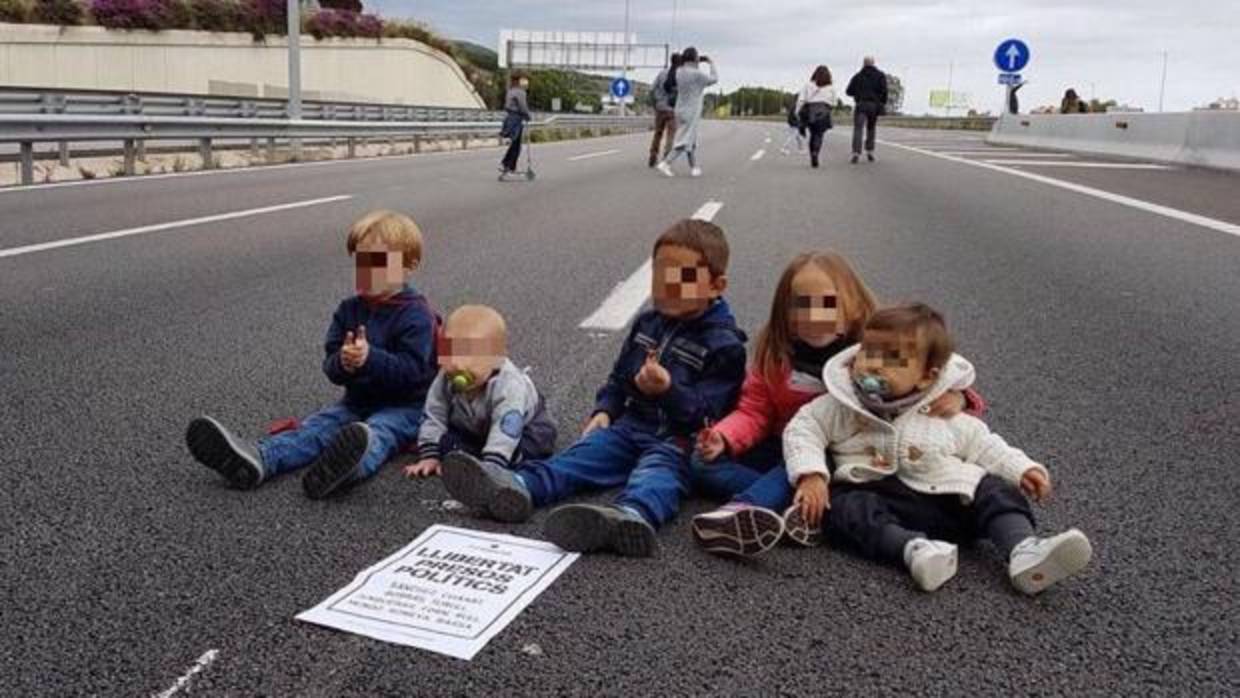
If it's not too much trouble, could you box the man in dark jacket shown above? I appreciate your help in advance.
[846,56,889,163]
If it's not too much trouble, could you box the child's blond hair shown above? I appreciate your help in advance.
[346,210,423,268]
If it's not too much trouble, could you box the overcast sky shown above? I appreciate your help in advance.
[368,1,1240,114]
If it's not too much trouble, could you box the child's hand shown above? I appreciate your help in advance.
[926,390,966,418]
[582,412,611,436]
[695,427,728,462]
[404,458,442,478]
[1020,466,1052,503]
[634,351,672,396]
[794,473,830,528]
[341,326,370,372]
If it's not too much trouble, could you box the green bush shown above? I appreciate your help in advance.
[32,0,82,24]
[0,0,30,22]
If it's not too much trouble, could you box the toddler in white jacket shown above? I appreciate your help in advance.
[783,303,1092,594]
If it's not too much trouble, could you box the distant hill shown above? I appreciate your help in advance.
[453,41,499,72]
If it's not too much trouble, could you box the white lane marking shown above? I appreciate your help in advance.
[750,149,766,161]
[937,151,1070,158]
[764,136,772,144]
[882,140,1240,239]
[568,149,622,161]
[0,195,352,259]
[982,159,1174,170]
[579,200,723,331]
[153,649,219,698]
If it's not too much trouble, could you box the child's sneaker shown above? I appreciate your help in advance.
[544,504,658,558]
[691,503,784,557]
[904,538,958,592]
[690,167,703,178]
[781,504,822,548]
[1008,529,1092,596]
[440,451,533,523]
[302,422,371,500]
[185,416,265,490]
[656,161,675,178]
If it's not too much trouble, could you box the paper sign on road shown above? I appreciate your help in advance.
[297,525,579,660]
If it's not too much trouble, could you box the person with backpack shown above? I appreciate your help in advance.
[795,66,836,168]
[648,53,683,167]
[845,56,889,164]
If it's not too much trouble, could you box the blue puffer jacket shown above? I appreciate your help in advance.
[322,284,438,409]
[594,299,747,437]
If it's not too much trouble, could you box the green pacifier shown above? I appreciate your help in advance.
[450,371,475,392]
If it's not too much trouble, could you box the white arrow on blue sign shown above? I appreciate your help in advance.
[610,78,632,99]
[994,39,1030,73]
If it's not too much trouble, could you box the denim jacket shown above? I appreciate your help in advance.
[594,299,747,437]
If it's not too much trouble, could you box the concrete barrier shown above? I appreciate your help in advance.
[0,23,485,109]
[987,111,1240,172]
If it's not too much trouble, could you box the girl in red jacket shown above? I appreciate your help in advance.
[691,252,984,557]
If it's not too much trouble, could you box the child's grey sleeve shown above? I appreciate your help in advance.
[416,373,451,461]
[479,373,539,469]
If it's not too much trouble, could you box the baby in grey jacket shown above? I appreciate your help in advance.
[405,305,556,478]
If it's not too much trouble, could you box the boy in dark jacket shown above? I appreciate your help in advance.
[186,210,438,499]
[441,219,747,557]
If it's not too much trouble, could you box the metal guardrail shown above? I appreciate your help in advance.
[0,103,649,185]
[0,86,507,123]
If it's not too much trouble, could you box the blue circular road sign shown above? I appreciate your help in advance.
[610,77,632,99]
[994,39,1030,73]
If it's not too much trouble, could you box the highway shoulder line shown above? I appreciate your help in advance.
[881,140,1240,239]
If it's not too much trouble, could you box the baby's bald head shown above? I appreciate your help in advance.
[445,305,507,346]
[439,306,508,383]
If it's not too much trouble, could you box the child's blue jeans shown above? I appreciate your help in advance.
[690,437,795,512]
[257,402,423,480]
[514,416,690,528]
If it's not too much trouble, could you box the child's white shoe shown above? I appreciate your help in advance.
[690,167,703,178]
[904,538,958,592]
[1008,529,1092,595]
[656,161,675,177]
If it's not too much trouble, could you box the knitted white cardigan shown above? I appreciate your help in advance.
[782,346,1045,502]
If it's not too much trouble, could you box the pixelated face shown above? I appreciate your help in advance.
[652,244,724,319]
[354,238,408,299]
[852,329,936,398]
[437,334,505,387]
[789,265,841,347]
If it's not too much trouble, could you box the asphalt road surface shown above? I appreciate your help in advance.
[2,121,1238,696]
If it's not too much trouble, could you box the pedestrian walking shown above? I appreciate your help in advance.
[778,92,806,155]
[648,53,683,167]
[845,56,888,164]
[795,66,836,168]
[656,46,718,178]
[499,74,532,176]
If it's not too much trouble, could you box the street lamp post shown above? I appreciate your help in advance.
[287,0,302,157]
[621,0,631,117]
[1158,51,1168,112]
